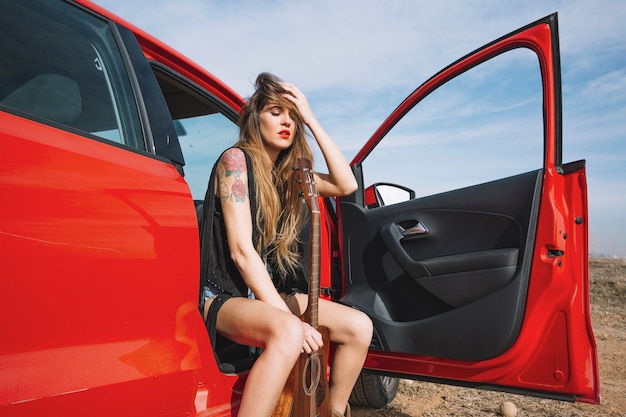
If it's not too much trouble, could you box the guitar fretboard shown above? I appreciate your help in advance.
[309,209,320,329]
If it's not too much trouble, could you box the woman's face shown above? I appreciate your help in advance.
[259,102,295,161]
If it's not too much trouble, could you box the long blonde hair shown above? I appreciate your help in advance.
[235,73,313,279]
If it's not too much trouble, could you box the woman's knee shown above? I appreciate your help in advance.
[325,305,373,348]
[333,308,373,349]
[351,310,374,348]
[267,312,303,352]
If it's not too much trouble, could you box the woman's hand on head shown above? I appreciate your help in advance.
[280,82,315,126]
[301,322,324,354]
[279,79,358,198]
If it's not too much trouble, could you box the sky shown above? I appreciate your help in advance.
[93,0,626,257]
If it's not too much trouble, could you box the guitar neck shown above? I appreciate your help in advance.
[306,208,320,329]
[283,158,332,417]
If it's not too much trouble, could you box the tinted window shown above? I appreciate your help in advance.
[362,48,543,202]
[0,0,143,149]
[153,69,240,200]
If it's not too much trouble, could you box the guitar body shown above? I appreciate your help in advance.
[273,326,331,417]
[293,325,331,417]
[272,158,332,417]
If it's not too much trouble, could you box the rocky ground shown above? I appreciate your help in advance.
[352,258,626,417]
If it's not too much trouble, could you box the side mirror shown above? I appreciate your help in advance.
[364,183,416,208]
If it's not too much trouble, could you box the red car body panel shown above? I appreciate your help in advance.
[0,112,202,413]
[0,2,224,413]
[0,1,598,415]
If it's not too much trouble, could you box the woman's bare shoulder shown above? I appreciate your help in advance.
[219,147,248,174]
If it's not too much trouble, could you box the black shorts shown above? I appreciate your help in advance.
[204,293,232,345]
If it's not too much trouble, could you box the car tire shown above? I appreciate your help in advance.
[349,372,399,408]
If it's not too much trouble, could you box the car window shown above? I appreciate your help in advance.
[0,0,144,150]
[361,48,543,203]
[152,68,240,200]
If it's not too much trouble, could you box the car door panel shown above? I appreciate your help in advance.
[338,13,599,403]
[341,170,540,360]
[0,0,202,412]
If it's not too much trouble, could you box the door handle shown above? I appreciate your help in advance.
[380,222,429,279]
[400,221,428,238]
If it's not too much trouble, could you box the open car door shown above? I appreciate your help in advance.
[338,13,599,403]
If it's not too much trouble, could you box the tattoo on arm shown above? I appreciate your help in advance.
[218,150,248,202]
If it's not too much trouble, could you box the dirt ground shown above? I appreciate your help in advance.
[352,258,626,417]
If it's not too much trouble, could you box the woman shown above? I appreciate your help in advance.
[199,73,373,417]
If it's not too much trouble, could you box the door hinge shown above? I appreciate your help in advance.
[321,287,340,296]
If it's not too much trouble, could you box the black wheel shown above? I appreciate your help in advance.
[349,372,399,408]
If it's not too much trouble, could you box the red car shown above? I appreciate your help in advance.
[0,0,599,415]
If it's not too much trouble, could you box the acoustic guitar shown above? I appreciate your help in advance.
[273,157,331,417]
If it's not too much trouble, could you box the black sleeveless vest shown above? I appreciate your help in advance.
[198,148,259,301]
[198,148,309,311]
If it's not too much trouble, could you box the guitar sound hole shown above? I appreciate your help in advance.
[303,354,321,396]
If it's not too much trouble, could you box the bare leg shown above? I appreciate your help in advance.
[206,297,304,417]
[288,294,373,416]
